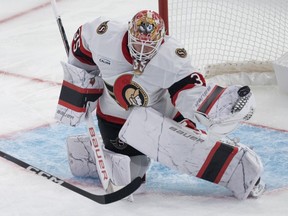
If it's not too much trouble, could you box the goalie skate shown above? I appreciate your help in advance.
[249,178,266,198]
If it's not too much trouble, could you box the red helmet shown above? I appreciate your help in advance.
[128,10,165,63]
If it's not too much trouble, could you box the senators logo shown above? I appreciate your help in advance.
[96,21,109,34]
[113,74,148,110]
[175,48,187,58]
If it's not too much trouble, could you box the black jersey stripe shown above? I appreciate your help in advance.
[104,81,116,100]
[58,81,102,112]
[197,142,238,183]
[197,86,225,115]
[168,73,206,105]
[71,26,96,65]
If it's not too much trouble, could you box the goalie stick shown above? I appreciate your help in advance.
[0,150,142,204]
[50,0,69,56]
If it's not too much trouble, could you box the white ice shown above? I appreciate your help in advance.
[0,0,288,215]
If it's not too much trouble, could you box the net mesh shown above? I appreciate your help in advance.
[167,0,288,75]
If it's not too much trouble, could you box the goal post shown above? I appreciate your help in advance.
[158,0,288,85]
[158,0,169,35]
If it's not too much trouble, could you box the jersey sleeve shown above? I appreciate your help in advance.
[68,20,100,74]
[168,71,207,121]
[158,36,207,121]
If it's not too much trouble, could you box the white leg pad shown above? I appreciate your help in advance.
[119,107,263,199]
[130,155,150,181]
[221,142,263,199]
[66,135,98,178]
[66,135,149,188]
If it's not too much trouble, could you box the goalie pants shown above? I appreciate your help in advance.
[97,114,144,156]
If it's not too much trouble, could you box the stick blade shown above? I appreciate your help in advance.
[101,177,142,204]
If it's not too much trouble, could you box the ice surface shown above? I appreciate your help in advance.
[0,0,288,215]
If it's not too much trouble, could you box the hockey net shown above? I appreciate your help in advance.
[158,0,288,85]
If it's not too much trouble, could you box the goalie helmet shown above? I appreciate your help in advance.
[128,10,165,72]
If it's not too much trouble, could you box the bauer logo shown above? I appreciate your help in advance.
[169,126,204,143]
[195,84,212,108]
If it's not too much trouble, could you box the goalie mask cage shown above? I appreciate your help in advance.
[158,0,288,78]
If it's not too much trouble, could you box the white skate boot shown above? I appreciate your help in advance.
[249,178,266,198]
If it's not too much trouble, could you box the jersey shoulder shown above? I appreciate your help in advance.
[143,36,196,88]
[82,17,127,48]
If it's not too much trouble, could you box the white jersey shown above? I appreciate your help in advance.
[68,17,206,124]
[60,17,262,199]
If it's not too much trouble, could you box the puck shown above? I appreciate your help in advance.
[238,86,250,97]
